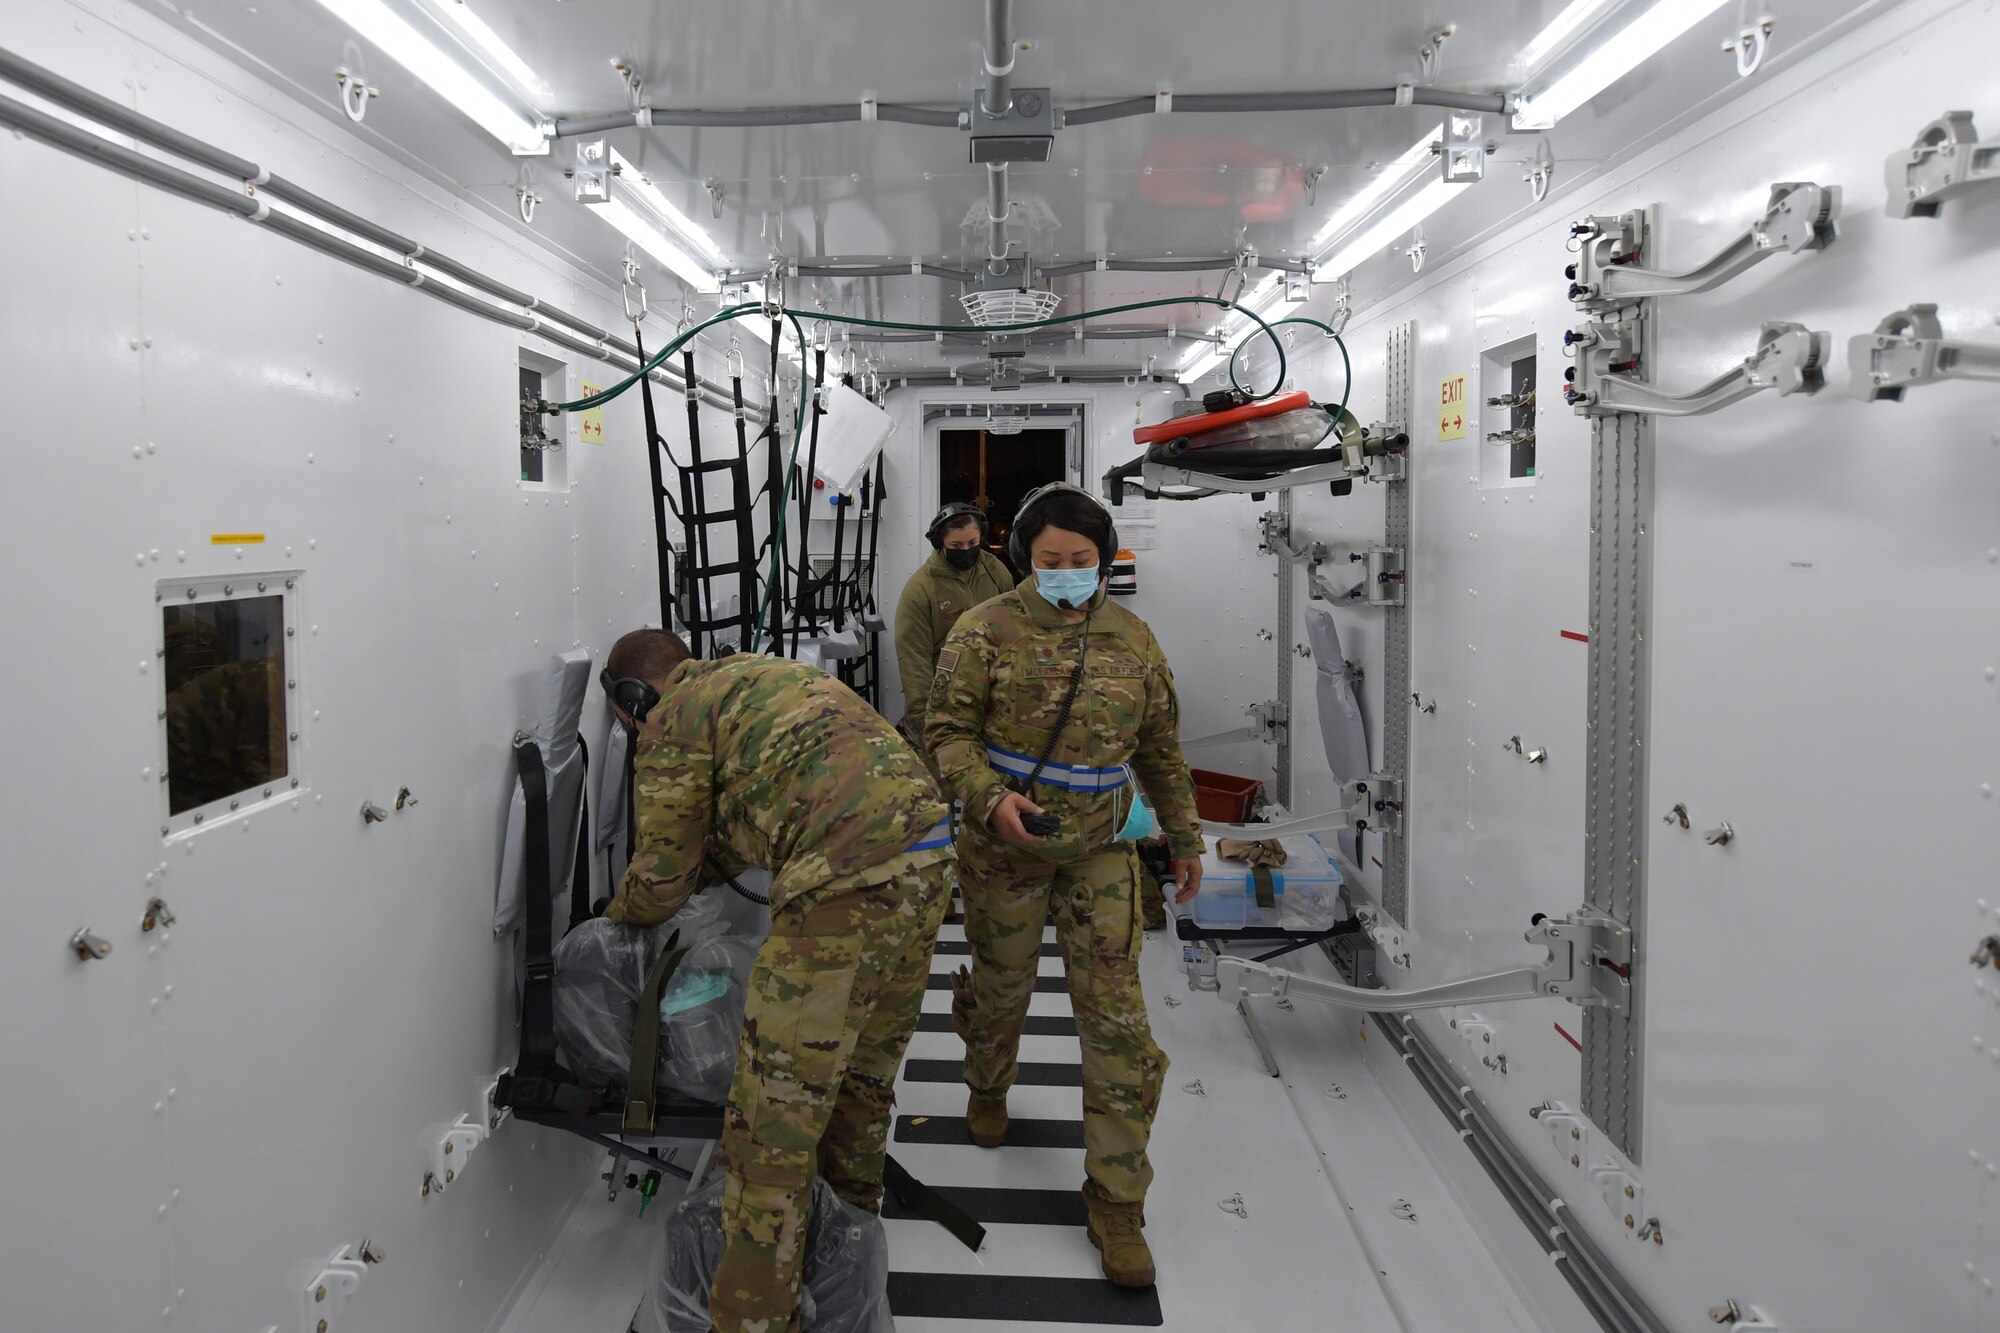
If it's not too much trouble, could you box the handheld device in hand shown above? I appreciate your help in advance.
[1020,811,1062,838]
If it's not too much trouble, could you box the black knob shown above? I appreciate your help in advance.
[1564,263,1578,279]
[1530,913,1549,926]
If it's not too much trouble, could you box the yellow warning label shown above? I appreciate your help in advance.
[1438,375,1467,441]
[578,383,605,445]
[210,533,266,545]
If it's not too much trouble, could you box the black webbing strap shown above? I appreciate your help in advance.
[789,348,829,656]
[634,327,678,634]
[883,1154,987,1252]
[681,349,714,656]
[512,737,559,1076]
[622,933,689,1136]
[568,735,593,932]
[730,373,759,652]
[763,325,786,650]
[1252,864,1277,912]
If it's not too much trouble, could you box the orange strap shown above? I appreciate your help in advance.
[1131,390,1312,446]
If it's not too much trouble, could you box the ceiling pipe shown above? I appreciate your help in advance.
[551,102,961,136]
[1036,256,1312,278]
[739,255,1309,282]
[981,0,1016,118]
[1063,86,1508,125]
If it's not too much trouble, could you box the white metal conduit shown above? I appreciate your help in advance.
[0,46,765,416]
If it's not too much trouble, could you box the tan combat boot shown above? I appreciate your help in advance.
[965,1093,1009,1148]
[1084,1196,1156,1288]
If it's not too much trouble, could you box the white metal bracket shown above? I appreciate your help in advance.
[1564,319,1826,417]
[1183,699,1286,749]
[1207,907,1628,1013]
[300,1245,368,1333]
[1847,304,2000,401]
[1308,545,1406,607]
[1202,773,1402,842]
[1566,183,1837,311]
[425,1115,483,1194]
[1885,111,2000,218]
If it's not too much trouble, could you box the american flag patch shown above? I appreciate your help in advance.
[936,647,962,674]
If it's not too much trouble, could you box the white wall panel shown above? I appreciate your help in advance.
[1152,0,2000,1327]
[0,2,762,1330]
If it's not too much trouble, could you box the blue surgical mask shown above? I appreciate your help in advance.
[1117,788,1157,842]
[1036,567,1101,609]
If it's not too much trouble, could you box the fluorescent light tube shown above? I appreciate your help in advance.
[591,197,722,294]
[434,0,547,95]
[310,0,544,152]
[1512,0,1622,78]
[1514,0,1732,129]
[607,148,724,266]
[1309,129,1442,252]
[1314,177,1464,283]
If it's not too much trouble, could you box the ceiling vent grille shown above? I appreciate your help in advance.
[960,288,1061,328]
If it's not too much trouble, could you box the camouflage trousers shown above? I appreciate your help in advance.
[955,836,1167,1206]
[710,858,951,1333]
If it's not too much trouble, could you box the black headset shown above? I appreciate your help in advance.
[1006,482,1119,575]
[600,669,661,727]
[925,501,988,549]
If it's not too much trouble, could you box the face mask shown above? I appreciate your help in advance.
[1036,566,1101,609]
[1117,788,1157,842]
[943,547,980,572]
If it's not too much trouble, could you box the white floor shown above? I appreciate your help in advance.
[501,913,1557,1333]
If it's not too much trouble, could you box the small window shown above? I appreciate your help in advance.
[1478,334,1539,490]
[159,576,300,831]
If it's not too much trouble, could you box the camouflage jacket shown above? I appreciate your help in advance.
[606,656,948,926]
[924,582,1205,863]
[893,549,1014,730]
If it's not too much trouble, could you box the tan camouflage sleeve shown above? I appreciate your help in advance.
[893,573,937,727]
[604,737,714,926]
[922,619,1012,828]
[1132,645,1206,859]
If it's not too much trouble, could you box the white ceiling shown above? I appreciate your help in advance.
[156,0,1879,374]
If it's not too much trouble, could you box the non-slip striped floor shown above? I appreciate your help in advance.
[883,913,1166,1329]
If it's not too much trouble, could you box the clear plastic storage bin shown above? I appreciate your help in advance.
[1189,834,1344,931]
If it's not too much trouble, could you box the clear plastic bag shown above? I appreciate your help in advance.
[643,1175,893,1333]
[658,935,762,1103]
[1179,406,1336,453]
[550,890,748,1096]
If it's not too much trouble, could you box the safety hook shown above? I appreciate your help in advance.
[706,178,725,220]
[334,67,376,124]
[1526,139,1556,204]
[1723,16,1777,78]
[516,187,540,225]
[1304,165,1325,208]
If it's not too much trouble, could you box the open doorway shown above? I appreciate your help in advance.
[938,426,1070,573]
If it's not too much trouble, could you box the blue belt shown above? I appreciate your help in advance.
[904,817,953,853]
[984,744,1130,793]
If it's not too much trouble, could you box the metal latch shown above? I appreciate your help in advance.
[1309,546,1406,606]
[1973,936,2000,970]
[1846,304,2000,401]
[1884,111,2000,218]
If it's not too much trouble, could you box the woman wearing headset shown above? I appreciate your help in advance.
[923,482,1204,1290]
[893,502,1014,749]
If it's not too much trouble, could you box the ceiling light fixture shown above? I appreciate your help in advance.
[309,0,546,152]
[1513,0,1733,129]
[432,0,549,96]
[1314,178,1465,286]
[576,145,724,294]
[1309,129,1443,255]
[1511,0,1624,80]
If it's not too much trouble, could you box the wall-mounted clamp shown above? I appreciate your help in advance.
[1411,693,1438,714]
[142,897,176,932]
[360,802,390,826]
[1662,803,1690,830]
[1503,735,1548,763]
[1704,822,1735,846]
[301,1244,369,1333]
[1885,111,2000,218]
[1566,183,1836,311]
[1182,700,1287,750]
[1707,1300,1779,1331]
[1309,546,1406,606]
[1566,320,1826,417]
[1971,936,1999,969]
[70,927,113,961]
[1847,304,2000,401]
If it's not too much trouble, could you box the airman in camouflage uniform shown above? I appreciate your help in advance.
[604,643,950,1333]
[893,513,1015,746]
[924,553,1204,1287]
